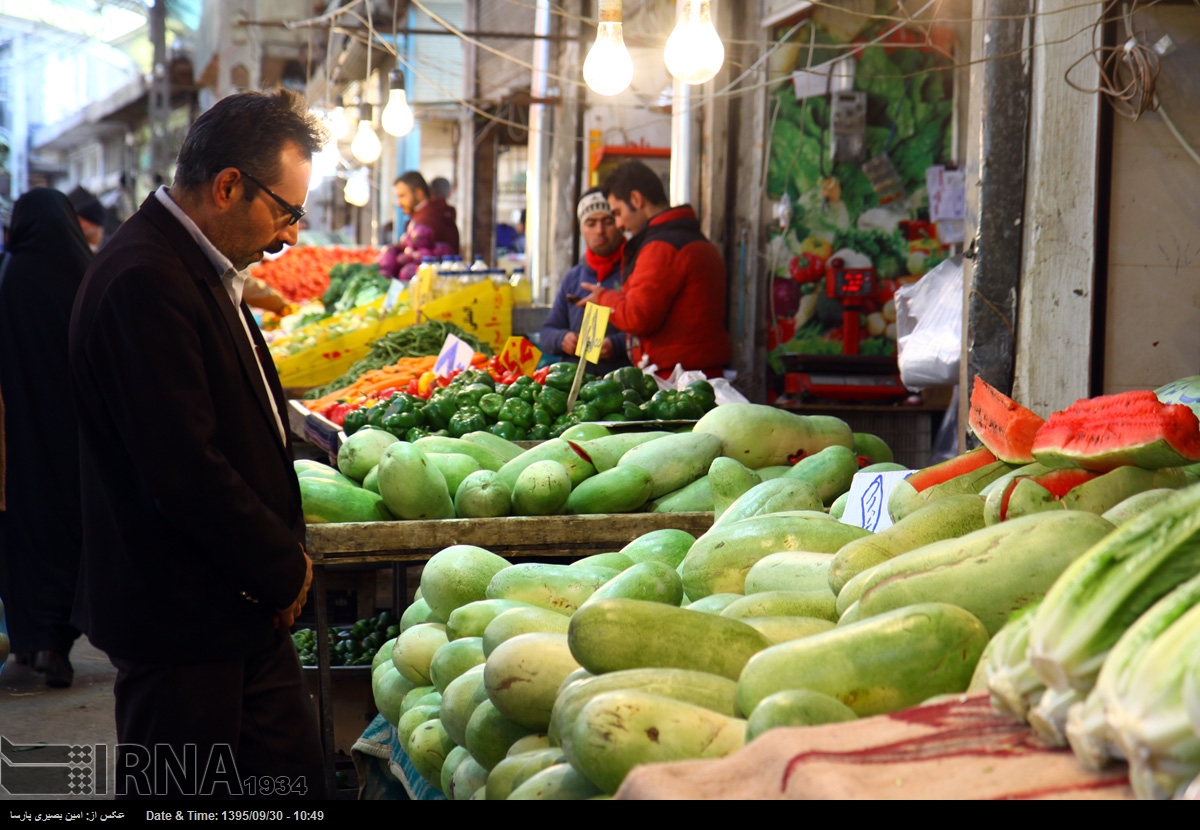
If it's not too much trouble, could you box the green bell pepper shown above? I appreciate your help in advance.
[646,390,683,420]
[573,402,600,423]
[593,393,624,416]
[449,408,488,437]
[489,420,522,441]
[459,368,495,389]
[527,424,551,441]
[532,406,555,427]
[640,372,661,401]
[544,363,578,392]
[366,396,395,429]
[498,398,535,429]
[686,380,717,409]
[342,408,369,436]
[539,386,568,416]
[382,407,422,437]
[420,397,455,431]
[580,379,621,402]
[455,383,493,410]
[478,392,505,420]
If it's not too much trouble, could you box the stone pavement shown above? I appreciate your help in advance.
[1,638,118,801]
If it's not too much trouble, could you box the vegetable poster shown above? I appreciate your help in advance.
[765,19,956,372]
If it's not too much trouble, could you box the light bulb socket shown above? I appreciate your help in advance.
[598,0,621,24]
[359,102,374,122]
[388,69,405,92]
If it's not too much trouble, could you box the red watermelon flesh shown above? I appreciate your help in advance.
[907,446,999,493]
[968,375,1045,464]
[997,468,1100,522]
[1032,390,1200,473]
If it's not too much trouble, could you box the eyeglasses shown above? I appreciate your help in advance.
[239,170,306,226]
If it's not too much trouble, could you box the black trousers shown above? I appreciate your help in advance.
[111,628,326,800]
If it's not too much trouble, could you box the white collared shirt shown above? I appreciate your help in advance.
[155,187,287,445]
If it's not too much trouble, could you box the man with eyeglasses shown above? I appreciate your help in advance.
[69,89,327,799]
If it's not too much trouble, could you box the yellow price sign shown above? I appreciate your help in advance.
[499,336,542,378]
[574,302,612,365]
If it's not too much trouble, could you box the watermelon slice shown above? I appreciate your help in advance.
[1032,390,1200,473]
[968,375,1046,464]
[1000,468,1101,521]
[906,446,998,492]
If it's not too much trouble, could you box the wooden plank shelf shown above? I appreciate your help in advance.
[305,512,715,565]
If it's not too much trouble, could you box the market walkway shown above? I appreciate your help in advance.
[1,638,118,800]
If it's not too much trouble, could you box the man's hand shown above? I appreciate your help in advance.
[561,331,579,357]
[601,338,615,359]
[275,549,313,628]
[574,282,604,307]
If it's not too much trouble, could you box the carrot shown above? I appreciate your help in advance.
[302,354,439,411]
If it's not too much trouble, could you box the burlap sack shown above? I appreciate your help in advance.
[616,694,1132,800]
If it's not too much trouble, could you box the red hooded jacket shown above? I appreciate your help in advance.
[594,205,731,378]
[410,196,460,255]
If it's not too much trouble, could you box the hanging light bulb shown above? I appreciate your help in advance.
[664,0,725,85]
[344,170,370,207]
[583,0,634,97]
[328,106,352,141]
[381,69,415,137]
[350,104,382,164]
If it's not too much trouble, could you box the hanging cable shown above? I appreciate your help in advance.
[1065,0,1161,121]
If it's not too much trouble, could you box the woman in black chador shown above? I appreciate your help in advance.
[0,188,93,687]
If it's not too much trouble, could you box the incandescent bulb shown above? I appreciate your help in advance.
[381,88,415,137]
[583,0,634,97]
[351,119,382,164]
[664,0,724,85]
[329,106,352,141]
[344,172,370,207]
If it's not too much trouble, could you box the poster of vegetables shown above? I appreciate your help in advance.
[765,17,956,375]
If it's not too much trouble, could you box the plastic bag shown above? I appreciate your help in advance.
[642,363,750,406]
[930,385,959,464]
[894,256,963,389]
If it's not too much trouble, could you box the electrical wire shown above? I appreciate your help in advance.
[1065,0,1161,121]
[1158,103,1200,170]
[296,0,1168,147]
[335,21,543,139]
[408,0,588,88]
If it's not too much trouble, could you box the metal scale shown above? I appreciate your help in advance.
[783,258,908,403]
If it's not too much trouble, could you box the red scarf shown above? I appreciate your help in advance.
[585,243,625,284]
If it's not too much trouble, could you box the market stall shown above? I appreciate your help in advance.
[325,374,1200,801]
[304,513,717,797]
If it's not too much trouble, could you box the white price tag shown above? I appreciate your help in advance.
[840,470,915,532]
[433,334,475,378]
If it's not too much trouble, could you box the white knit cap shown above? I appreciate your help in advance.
[577,190,612,224]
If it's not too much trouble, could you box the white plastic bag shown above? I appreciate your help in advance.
[642,363,750,405]
[894,256,963,389]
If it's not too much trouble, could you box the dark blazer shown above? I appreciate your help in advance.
[69,194,307,663]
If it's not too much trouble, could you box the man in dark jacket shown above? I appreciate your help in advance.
[69,89,325,799]
[395,170,460,254]
[576,161,731,378]
[539,188,629,375]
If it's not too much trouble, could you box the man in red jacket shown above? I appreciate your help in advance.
[576,160,731,378]
[394,170,460,254]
